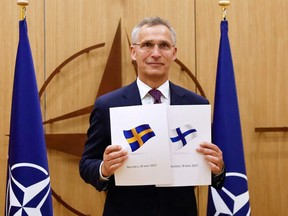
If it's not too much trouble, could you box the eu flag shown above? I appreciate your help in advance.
[5,19,53,215]
[123,124,155,152]
[207,21,250,215]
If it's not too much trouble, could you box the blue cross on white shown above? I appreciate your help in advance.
[170,124,197,151]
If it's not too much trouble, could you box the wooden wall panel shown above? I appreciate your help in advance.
[0,1,18,211]
[196,0,288,215]
[44,0,123,215]
[248,1,288,214]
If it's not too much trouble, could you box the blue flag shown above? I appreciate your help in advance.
[207,21,251,215]
[5,19,53,216]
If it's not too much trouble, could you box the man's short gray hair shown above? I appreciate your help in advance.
[131,17,177,45]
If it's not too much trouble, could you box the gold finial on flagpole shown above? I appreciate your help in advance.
[17,0,29,20]
[219,0,230,20]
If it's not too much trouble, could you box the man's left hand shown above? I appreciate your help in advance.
[196,142,224,175]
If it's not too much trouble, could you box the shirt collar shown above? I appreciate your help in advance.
[136,77,170,100]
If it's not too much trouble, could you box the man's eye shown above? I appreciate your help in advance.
[142,42,154,48]
[159,43,170,49]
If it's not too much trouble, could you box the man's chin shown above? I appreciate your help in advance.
[146,67,167,74]
[147,71,166,77]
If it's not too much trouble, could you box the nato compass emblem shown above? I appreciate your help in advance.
[210,172,251,216]
[5,163,52,216]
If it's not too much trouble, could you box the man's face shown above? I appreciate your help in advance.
[130,24,177,86]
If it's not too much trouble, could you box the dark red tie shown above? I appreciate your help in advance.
[149,89,162,104]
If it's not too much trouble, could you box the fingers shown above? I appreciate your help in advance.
[102,145,128,177]
[196,142,224,175]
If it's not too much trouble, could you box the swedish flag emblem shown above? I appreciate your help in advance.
[123,124,155,152]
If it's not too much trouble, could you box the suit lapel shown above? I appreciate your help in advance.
[170,81,186,105]
[120,81,142,106]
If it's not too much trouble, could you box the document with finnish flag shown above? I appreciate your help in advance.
[110,104,211,186]
[162,105,211,186]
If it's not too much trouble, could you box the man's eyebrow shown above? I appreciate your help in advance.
[141,40,170,43]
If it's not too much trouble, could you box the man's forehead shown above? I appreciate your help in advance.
[138,25,173,41]
[141,24,169,31]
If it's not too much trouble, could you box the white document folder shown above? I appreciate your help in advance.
[110,104,211,186]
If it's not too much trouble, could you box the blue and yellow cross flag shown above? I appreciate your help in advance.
[207,20,251,215]
[123,124,155,152]
[5,19,53,215]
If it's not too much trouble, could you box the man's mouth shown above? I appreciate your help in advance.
[147,62,164,66]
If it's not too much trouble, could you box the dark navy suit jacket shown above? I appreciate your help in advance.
[79,81,225,216]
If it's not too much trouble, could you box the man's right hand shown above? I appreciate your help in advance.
[101,145,128,177]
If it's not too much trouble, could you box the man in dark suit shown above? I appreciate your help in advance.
[79,17,225,216]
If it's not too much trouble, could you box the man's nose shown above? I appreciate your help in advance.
[150,45,162,56]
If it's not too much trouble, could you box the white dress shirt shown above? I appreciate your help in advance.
[137,77,170,105]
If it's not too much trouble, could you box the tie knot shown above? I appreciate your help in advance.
[149,89,162,104]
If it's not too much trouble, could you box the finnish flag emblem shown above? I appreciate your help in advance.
[170,124,197,151]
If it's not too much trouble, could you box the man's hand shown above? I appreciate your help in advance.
[196,142,224,175]
[101,145,128,177]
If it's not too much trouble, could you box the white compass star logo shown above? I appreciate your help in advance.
[6,163,51,216]
[210,172,251,216]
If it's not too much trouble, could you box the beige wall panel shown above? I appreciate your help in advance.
[196,0,288,215]
[44,0,115,125]
[249,0,288,215]
[44,0,123,215]
[0,1,18,210]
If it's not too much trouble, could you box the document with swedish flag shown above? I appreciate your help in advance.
[110,104,172,185]
[110,104,211,186]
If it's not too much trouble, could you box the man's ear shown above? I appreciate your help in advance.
[130,46,136,61]
[172,47,177,61]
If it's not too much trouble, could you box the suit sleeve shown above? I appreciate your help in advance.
[211,164,226,189]
[79,99,111,191]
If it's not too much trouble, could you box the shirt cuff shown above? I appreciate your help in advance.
[212,163,225,189]
[214,163,225,177]
[99,161,110,181]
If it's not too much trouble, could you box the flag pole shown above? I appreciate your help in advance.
[17,0,29,20]
[219,0,230,20]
